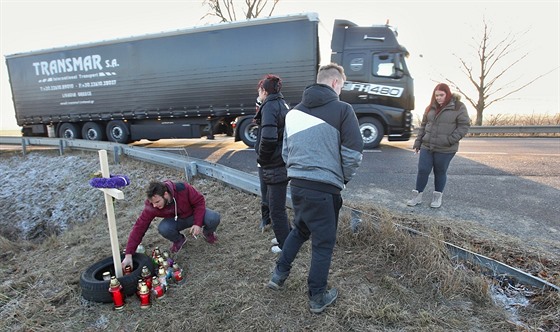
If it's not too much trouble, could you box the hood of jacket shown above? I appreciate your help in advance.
[300,84,339,109]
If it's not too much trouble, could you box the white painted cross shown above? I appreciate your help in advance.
[95,150,125,278]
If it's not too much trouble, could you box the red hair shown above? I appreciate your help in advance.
[257,74,282,94]
[425,83,452,113]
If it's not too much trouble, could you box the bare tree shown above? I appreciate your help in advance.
[446,17,557,125]
[202,0,280,22]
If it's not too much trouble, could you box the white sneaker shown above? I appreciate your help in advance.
[271,245,282,254]
[407,190,423,206]
[271,238,279,245]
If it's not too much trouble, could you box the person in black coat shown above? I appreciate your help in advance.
[254,74,291,253]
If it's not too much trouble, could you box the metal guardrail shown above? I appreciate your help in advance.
[0,136,557,291]
[468,125,560,134]
[409,125,559,135]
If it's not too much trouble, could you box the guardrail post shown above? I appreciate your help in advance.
[350,209,362,233]
[113,146,121,164]
[184,162,198,183]
[58,140,65,156]
[21,138,27,156]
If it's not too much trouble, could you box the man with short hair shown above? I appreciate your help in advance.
[121,180,220,270]
[268,63,363,314]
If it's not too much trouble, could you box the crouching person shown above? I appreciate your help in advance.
[121,180,220,270]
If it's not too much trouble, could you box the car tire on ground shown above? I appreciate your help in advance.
[80,253,154,303]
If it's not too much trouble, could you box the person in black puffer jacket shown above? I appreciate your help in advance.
[254,74,291,253]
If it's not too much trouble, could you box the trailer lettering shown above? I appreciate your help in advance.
[32,55,103,76]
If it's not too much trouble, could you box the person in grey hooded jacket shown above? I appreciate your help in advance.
[267,63,363,314]
[407,82,470,208]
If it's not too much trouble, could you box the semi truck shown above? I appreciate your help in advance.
[5,13,414,148]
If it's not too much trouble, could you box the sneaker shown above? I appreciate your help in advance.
[407,190,423,206]
[309,288,338,314]
[267,268,288,290]
[271,245,282,254]
[170,235,187,253]
[271,238,279,245]
[204,232,217,244]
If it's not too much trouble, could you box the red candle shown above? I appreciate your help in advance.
[172,264,185,284]
[141,265,152,290]
[108,276,125,310]
[151,276,165,299]
[138,283,151,309]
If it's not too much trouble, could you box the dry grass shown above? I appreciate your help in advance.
[0,151,558,331]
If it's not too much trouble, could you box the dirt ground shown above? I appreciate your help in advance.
[0,149,558,331]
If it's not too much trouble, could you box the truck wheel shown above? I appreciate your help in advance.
[82,122,106,141]
[106,120,130,144]
[59,123,82,139]
[359,117,384,149]
[80,253,154,303]
[239,119,258,148]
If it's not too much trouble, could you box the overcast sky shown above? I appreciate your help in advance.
[1,0,558,130]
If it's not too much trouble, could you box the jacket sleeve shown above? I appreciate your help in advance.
[125,202,155,255]
[257,102,281,164]
[340,105,363,184]
[449,103,471,145]
[185,184,206,227]
[414,111,428,149]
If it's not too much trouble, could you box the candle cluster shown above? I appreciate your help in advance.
[107,244,185,311]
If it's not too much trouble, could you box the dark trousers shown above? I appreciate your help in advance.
[158,208,221,242]
[276,185,342,297]
[259,167,271,226]
[415,148,456,192]
[259,167,290,247]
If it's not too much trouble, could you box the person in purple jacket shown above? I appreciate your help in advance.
[121,180,220,270]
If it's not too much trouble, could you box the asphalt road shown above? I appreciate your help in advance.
[134,136,560,256]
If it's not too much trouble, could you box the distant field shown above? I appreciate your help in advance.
[0,130,21,136]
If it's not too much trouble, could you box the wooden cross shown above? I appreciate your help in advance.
[95,150,125,278]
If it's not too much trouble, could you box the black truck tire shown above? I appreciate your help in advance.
[59,123,82,139]
[106,120,130,144]
[79,253,154,303]
[82,122,106,141]
[359,117,384,149]
[239,118,258,148]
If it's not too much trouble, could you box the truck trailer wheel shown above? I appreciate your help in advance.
[106,120,130,144]
[238,119,258,148]
[359,117,383,149]
[82,122,106,141]
[59,123,82,139]
[80,253,154,303]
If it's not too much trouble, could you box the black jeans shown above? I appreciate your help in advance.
[276,185,342,297]
[158,208,221,242]
[259,167,290,247]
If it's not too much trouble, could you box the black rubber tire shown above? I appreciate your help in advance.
[238,118,258,148]
[79,253,154,303]
[106,120,130,144]
[358,116,384,149]
[59,123,82,139]
[81,122,106,141]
